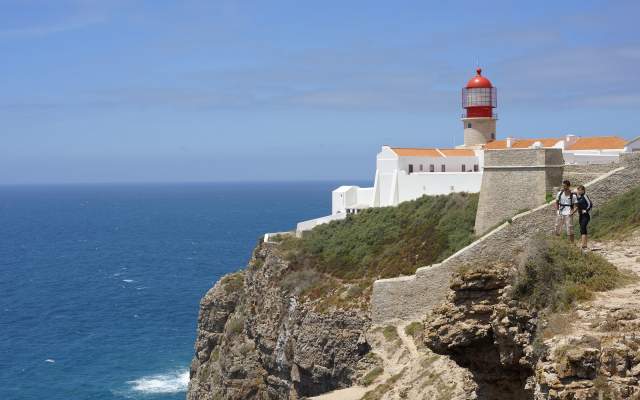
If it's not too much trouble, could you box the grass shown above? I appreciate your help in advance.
[404,322,423,339]
[220,271,244,294]
[512,236,632,311]
[280,192,478,280]
[589,184,640,239]
[361,368,407,400]
[361,366,384,386]
[382,325,399,342]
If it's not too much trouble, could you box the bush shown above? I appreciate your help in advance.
[513,236,631,311]
[361,366,384,386]
[404,322,423,339]
[281,192,478,280]
[382,325,399,342]
[226,315,244,336]
[221,271,244,294]
[280,269,325,295]
[589,184,640,239]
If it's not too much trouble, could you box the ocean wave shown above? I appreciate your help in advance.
[127,369,189,394]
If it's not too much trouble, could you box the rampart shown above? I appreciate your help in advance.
[371,153,640,324]
[474,149,564,236]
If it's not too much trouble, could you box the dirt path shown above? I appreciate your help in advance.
[565,230,640,335]
[309,321,473,400]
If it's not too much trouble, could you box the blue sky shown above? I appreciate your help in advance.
[1,0,639,183]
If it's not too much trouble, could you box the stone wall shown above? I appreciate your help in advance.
[369,153,640,324]
[474,149,564,235]
[563,163,620,188]
[370,263,453,324]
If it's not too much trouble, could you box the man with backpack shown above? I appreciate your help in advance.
[554,180,578,243]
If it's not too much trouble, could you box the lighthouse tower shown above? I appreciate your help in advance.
[462,68,497,147]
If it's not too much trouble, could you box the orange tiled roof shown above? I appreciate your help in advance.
[390,148,442,157]
[390,147,476,157]
[566,136,627,150]
[438,149,476,157]
[484,138,561,149]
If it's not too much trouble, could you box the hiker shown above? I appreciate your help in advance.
[576,185,593,250]
[554,180,578,242]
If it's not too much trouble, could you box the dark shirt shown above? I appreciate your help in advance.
[576,194,592,214]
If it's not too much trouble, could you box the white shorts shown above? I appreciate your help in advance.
[555,214,574,236]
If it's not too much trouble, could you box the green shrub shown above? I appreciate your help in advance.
[226,315,244,335]
[404,321,423,339]
[589,184,640,239]
[361,366,384,386]
[382,325,399,342]
[221,271,244,294]
[513,236,631,311]
[280,269,325,295]
[281,192,478,280]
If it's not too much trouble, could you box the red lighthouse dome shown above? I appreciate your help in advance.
[466,68,493,89]
[462,67,496,118]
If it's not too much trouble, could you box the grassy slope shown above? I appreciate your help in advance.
[281,192,478,280]
[513,236,632,311]
[589,184,640,239]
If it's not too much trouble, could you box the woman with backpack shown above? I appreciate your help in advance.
[576,185,593,250]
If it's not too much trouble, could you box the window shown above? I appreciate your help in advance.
[429,164,435,172]
[461,165,466,172]
[408,164,414,174]
[441,164,446,172]
[474,164,479,172]
[467,123,472,128]
[419,164,424,171]
[491,133,496,140]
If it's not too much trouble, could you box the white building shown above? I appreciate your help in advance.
[296,68,640,235]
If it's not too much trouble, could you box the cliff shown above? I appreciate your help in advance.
[187,242,370,399]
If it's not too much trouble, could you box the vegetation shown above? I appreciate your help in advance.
[221,271,244,294]
[361,366,384,386]
[404,322,423,340]
[280,192,478,280]
[361,368,407,400]
[589,184,640,239]
[513,236,632,311]
[382,325,399,342]
[226,314,244,336]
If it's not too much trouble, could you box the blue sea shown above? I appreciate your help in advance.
[0,182,357,400]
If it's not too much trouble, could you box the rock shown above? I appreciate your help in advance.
[187,242,370,400]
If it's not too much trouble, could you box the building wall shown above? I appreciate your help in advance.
[396,171,482,200]
[474,149,564,235]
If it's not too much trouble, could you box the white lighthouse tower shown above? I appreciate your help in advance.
[461,68,497,148]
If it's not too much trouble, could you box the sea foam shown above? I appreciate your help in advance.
[127,369,189,394]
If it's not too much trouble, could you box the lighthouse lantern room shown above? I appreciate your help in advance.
[461,68,498,148]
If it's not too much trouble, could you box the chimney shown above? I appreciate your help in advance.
[565,134,578,146]
[506,137,514,148]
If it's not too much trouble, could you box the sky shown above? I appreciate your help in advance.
[1,0,639,184]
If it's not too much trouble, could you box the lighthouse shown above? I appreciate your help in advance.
[462,68,497,147]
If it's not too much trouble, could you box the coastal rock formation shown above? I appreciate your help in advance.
[423,263,537,399]
[187,242,370,400]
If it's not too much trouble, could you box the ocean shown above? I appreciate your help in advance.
[0,182,360,400]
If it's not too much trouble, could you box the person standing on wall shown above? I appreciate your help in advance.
[554,180,578,243]
[575,185,593,250]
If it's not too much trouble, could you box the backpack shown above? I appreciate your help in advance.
[556,190,577,211]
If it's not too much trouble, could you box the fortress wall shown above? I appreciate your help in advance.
[370,152,640,324]
[370,263,453,324]
[474,149,564,236]
[563,163,621,188]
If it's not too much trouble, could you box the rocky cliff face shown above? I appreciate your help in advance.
[423,263,537,399]
[422,230,640,400]
[187,242,370,400]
